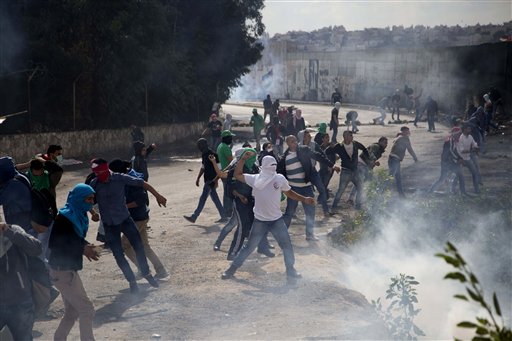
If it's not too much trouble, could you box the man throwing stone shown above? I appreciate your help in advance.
[221,153,315,280]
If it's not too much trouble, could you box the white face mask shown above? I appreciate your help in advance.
[266,147,273,153]
[56,155,63,163]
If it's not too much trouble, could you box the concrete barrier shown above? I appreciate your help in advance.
[0,122,204,162]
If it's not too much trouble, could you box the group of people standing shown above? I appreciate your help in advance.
[182,95,428,284]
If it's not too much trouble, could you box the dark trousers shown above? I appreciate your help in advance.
[104,217,150,283]
[223,199,270,258]
[221,179,233,218]
[429,164,465,194]
[0,299,34,341]
[388,157,404,196]
[427,112,436,131]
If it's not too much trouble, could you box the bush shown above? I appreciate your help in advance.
[436,242,511,341]
[372,273,426,340]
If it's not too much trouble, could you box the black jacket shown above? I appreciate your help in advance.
[331,141,369,172]
[277,145,334,183]
[49,215,88,271]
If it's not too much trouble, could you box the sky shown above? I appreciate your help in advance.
[262,0,512,35]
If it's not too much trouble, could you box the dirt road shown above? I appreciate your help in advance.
[29,103,510,340]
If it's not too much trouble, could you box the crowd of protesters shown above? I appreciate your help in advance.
[0,86,505,340]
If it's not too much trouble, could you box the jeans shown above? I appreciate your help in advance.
[374,108,386,124]
[388,157,404,196]
[191,183,226,220]
[332,169,363,208]
[50,269,95,341]
[429,164,465,194]
[413,110,422,126]
[391,104,400,120]
[331,125,338,143]
[210,136,221,151]
[349,164,370,201]
[104,217,150,283]
[253,130,262,152]
[215,201,238,247]
[0,299,34,341]
[427,112,436,131]
[318,166,333,199]
[283,185,316,237]
[221,179,233,218]
[122,219,167,276]
[462,158,480,193]
[309,169,329,213]
[231,218,295,272]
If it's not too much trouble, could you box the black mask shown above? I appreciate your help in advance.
[223,136,233,145]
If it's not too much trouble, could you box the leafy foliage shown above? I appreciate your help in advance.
[372,274,426,340]
[436,242,511,341]
[328,168,392,247]
[0,0,264,132]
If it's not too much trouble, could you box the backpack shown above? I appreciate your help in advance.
[14,174,57,233]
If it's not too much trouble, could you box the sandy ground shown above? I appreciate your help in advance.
[17,103,512,340]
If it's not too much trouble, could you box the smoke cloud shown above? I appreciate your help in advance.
[338,199,511,339]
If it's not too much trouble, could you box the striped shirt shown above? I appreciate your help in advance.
[285,151,310,187]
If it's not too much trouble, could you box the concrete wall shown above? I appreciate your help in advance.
[0,122,204,163]
[255,42,511,114]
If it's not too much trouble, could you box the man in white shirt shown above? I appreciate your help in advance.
[457,124,481,194]
[221,154,315,280]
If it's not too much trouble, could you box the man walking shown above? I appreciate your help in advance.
[330,102,341,143]
[330,131,370,210]
[184,138,227,223]
[217,130,235,217]
[457,124,481,194]
[221,154,314,280]
[423,96,438,132]
[249,108,265,151]
[388,127,418,197]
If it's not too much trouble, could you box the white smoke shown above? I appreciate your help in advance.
[339,199,511,339]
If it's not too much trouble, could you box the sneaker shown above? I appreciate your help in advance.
[183,215,196,223]
[268,244,275,249]
[129,282,139,294]
[324,211,335,218]
[257,248,275,258]
[213,243,221,251]
[144,274,160,288]
[221,265,237,280]
[306,235,319,241]
[286,268,302,278]
[154,271,170,280]
[347,199,355,206]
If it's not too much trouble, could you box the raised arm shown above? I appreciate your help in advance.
[208,154,228,179]
[234,151,255,183]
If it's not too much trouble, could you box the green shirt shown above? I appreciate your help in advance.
[217,143,233,170]
[250,114,265,134]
